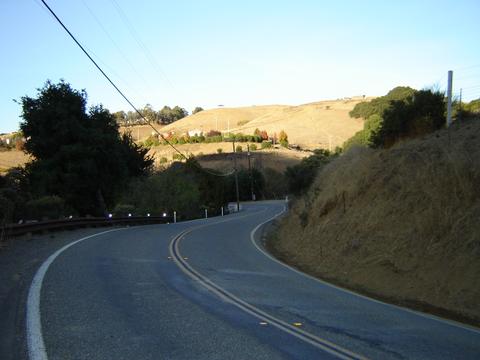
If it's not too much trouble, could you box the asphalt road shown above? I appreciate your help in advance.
[27,201,480,359]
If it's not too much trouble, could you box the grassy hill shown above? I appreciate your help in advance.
[160,98,365,150]
[0,98,364,172]
[268,118,480,325]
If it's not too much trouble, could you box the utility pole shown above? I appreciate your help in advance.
[232,140,240,212]
[247,144,255,201]
[446,70,453,127]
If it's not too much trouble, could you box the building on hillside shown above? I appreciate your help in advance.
[188,129,202,137]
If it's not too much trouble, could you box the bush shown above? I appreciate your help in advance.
[249,144,257,151]
[112,203,135,217]
[206,130,222,137]
[279,130,288,147]
[344,87,446,149]
[285,150,333,195]
[261,141,273,149]
[217,148,223,154]
[349,86,415,119]
[172,153,184,161]
[263,168,287,199]
[143,136,160,148]
[15,139,25,151]
[225,168,265,201]
[236,145,243,152]
[26,195,66,220]
[119,159,228,220]
[159,157,168,164]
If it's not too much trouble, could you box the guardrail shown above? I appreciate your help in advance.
[1,216,172,238]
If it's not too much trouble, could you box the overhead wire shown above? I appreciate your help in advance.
[79,0,155,97]
[107,0,175,90]
[37,0,235,177]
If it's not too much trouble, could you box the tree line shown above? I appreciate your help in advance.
[345,86,480,150]
[142,128,289,148]
[112,105,204,126]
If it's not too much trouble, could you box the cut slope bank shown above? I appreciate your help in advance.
[269,119,480,326]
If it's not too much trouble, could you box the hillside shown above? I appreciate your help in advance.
[0,150,30,173]
[160,98,366,150]
[268,119,480,325]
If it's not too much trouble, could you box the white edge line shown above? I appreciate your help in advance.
[25,206,266,360]
[250,205,480,335]
[26,228,125,360]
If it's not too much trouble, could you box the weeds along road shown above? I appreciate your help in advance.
[22,201,480,359]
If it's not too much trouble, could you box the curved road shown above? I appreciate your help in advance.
[29,201,480,359]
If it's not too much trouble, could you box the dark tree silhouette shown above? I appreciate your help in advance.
[19,80,153,215]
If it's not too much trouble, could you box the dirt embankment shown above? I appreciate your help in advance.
[268,119,480,326]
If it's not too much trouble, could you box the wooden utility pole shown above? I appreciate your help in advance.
[232,140,240,212]
[247,144,255,201]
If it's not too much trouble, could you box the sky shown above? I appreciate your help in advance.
[1,0,479,133]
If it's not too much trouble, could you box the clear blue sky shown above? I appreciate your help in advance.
[1,0,479,133]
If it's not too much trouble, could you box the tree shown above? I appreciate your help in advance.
[192,107,204,114]
[141,104,157,123]
[113,110,127,125]
[172,106,188,121]
[349,86,416,119]
[279,130,288,147]
[344,87,446,149]
[19,80,153,216]
[285,149,332,195]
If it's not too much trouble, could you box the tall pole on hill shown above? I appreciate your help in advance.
[232,140,240,212]
[446,70,453,127]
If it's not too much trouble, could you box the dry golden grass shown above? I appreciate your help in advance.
[159,99,365,150]
[149,142,306,171]
[119,124,165,141]
[0,150,30,173]
[271,119,480,324]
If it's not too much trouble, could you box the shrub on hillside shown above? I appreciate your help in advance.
[143,135,161,148]
[225,168,265,201]
[249,144,257,151]
[172,153,184,161]
[263,168,288,199]
[349,86,416,119]
[279,130,289,147]
[26,195,66,220]
[285,149,333,195]
[344,87,446,149]
[120,158,228,220]
[261,141,273,149]
[112,203,135,217]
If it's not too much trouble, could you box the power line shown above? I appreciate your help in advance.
[79,0,155,97]
[38,0,236,178]
[108,0,175,90]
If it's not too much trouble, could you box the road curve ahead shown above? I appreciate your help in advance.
[30,201,480,359]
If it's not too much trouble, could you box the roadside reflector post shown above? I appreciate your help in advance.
[174,211,177,223]
[446,70,453,127]
[221,207,224,216]
[205,209,208,219]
